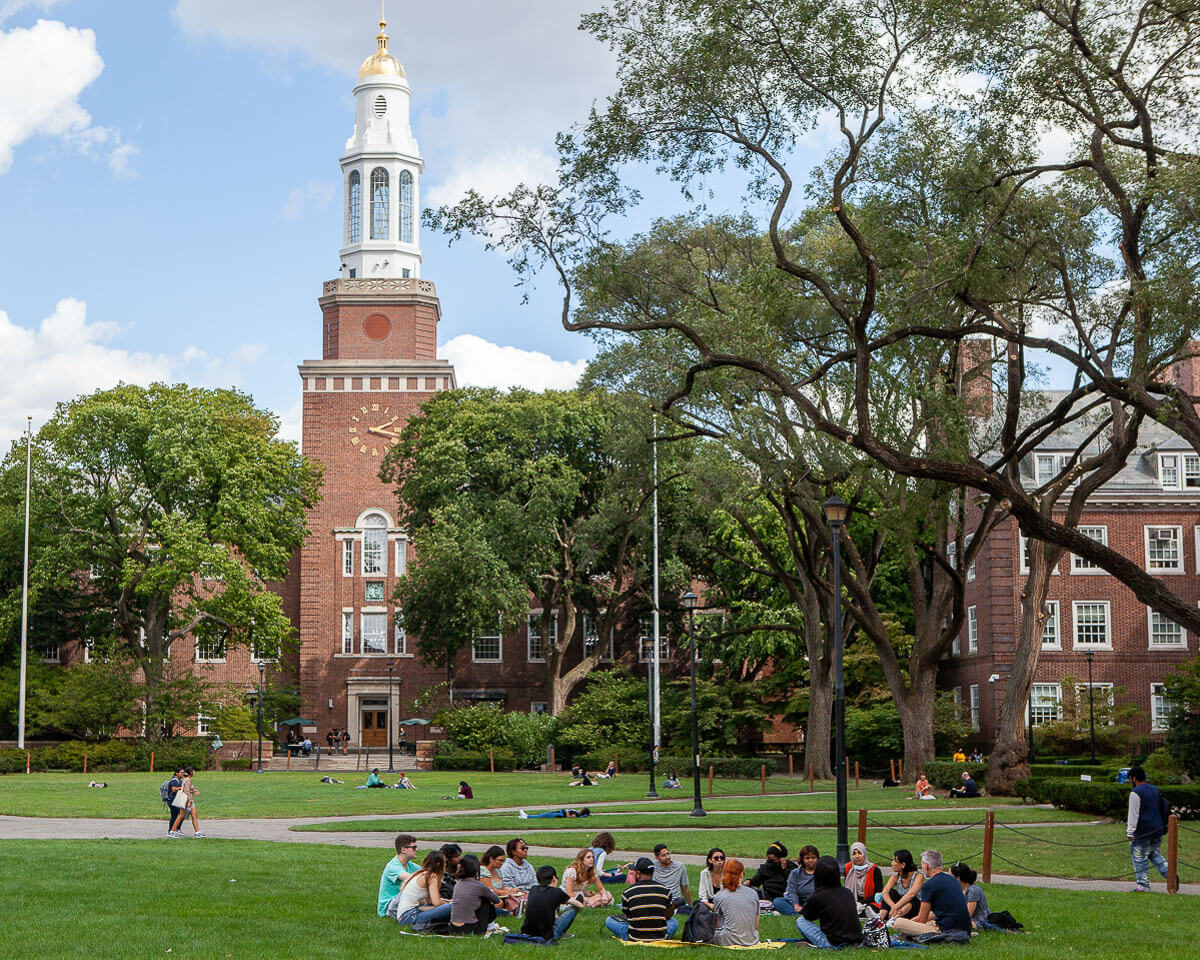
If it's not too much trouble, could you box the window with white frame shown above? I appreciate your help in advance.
[1020,536,1059,576]
[1072,526,1107,572]
[394,539,407,577]
[195,635,226,662]
[1186,454,1200,488]
[1041,601,1060,648]
[969,684,980,731]
[967,606,978,653]
[964,534,975,581]
[947,542,957,572]
[583,614,613,661]
[1035,453,1058,485]
[40,642,60,663]
[1072,601,1111,648]
[473,620,502,662]
[531,702,548,714]
[342,538,353,577]
[249,642,277,662]
[1145,525,1183,572]
[1148,609,1185,648]
[1030,683,1063,725]
[1151,683,1176,730]
[361,513,387,576]
[197,714,215,736]
[361,612,387,654]
[1160,453,1181,489]
[527,612,557,662]
[82,638,94,663]
[341,611,354,654]
[638,620,669,663]
[1075,683,1114,723]
[951,634,960,657]
[394,609,407,656]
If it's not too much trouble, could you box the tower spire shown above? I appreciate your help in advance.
[377,2,388,54]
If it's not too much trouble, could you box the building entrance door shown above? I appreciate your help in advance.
[360,708,388,747]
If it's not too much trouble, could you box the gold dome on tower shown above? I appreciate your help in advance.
[359,13,405,79]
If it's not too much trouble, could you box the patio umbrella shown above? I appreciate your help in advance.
[399,718,431,725]
[279,718,316,726]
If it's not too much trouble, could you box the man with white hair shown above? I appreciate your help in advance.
[888,850,971,938]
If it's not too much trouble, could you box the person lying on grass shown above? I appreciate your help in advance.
[519,807,590,819]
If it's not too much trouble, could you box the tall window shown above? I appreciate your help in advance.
[1072,526,1107,572]
[398,170,413,243]
[1035,453,1058,485]
[370,167,389,239]
[347,170,361,243]
[964,534,976,581]
[361,613,387,654]
[1030,683,1062,725]
[342,539,353,577]
[342,611,354,654]
[41,642,60,663]
[583,614,613,661]
[969,684,980,731]
[1041,601,1060,648]
[1186,454,1200,488]
[394,539,407,577]
[394,609,407,656]
[1160,453,1180,489]
[473,620,502,662]
[967,606,978,653]
[1151,683,1176,730]
[1145,526,1183,572]
[362,513,387,576]
[638,620,669,663]
[195,635,225,663]
[1072,601,1111,648]
[528,612,557,663]
[1148,609,1185,648]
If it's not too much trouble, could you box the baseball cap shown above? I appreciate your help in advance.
[633,857,655,873]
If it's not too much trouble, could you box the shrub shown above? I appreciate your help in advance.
[1024,778,1200,820]
[576,749,766,778]
[499,711,556,767]
[922,760,988,789]
[432,748,516,772]
[220,758,253,771]
[1142,748,1184,786]
[437,704,506,752]
[1027,763,1120,781]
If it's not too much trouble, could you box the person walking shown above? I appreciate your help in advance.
[1127,765,1170,892]
[169,766,204,838]
[163,767,185,835]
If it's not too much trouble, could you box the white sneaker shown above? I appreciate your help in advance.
[193,832,206,838]
[168,831,182,838]
[518,810,528,819]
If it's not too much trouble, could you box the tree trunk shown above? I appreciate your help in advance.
[805,671,834,780]
[894,665,939,779]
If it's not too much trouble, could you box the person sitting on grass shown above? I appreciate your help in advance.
[378,834,421,918]
[592,831,629,884]
[605,857,679,941]
[949,862,993,930]
[364,768,385,788]
[499,837,537,893]
[948,771,980,799]
[519,807,590,820]
[449,854,500,935]
[441,780,473,800]
[887,849,971,939]
[746,841,797,907]
[773,844,819,915]
[698,847,726,905]
[844,843,884,910]
[522,865,587,942]
[794,856,863,949]
[879,849,924,921]
[663,771,681,789]
[952,748,966,763]
[651,844,692,911]
[603,760,617,778]
[913,774,934,799]
[570,770,595,786]
[563,847,613,906]
[480,845,525,916]
[395,850,452,931]
[393,773,416,789]
[713,858,760,947]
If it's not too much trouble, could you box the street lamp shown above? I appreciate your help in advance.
[256,659,265,774]
[682,590,706,818]
[1084,650,1097,764]
[823,494,850,869]
[387,660,396,774]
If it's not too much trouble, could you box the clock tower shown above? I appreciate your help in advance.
[295,14,455,747]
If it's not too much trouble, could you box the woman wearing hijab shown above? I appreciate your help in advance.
[844,842,884,910]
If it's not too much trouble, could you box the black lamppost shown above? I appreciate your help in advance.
[256,659,265,774]
[1084,650,1097,763]
[387,660,396,774]
[823,495,850,869]
[647,668,659,799]
[682,591,706,818]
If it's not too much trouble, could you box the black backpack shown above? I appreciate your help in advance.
[681,902,714,943]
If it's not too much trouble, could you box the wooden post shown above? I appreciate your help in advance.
[83,752,88,775]
[789,754,794,779]
[489,748,495,773]
[982,810,995,884]
[356,750,362,772]
[809,764,814,792]
[1168,814,1179,894]
[855,761,860,789]
[708,765,714,796]
[549,746,555,769]
[761,764,767,795]
[845,756,849,782]
[889,758,895,782]
[26,751,30,774]
[898,758,903,782]
[286,749,291,771]
[857,809,867,845]
[150,751,155,774]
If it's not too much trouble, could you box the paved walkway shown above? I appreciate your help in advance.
[1,812,1193,895]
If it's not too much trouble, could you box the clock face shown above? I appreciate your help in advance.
[347,402,400,458]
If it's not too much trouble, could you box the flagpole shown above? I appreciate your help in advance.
[18,415,32,751]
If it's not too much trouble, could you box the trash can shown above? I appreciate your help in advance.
[1116,767,1130,784]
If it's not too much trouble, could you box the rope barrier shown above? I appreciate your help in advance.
[987,851,1131,882]
[865,816,987,836]
[993,821,1130,847]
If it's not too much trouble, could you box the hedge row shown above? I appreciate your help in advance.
[922,760,987,789]
[0,740,209,774]
[1028,763,1121,780]
[1017,777,1200,820]
[432,749,518,772]
[578,749,767,779]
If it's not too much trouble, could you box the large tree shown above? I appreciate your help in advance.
[0,384,321,739]
[381,387,692,714]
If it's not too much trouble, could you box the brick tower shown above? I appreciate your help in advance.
[295,14,455,747]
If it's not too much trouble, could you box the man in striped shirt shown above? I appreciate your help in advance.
[605,858,679,940]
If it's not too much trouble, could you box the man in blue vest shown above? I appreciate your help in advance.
[1126,765,1170,892]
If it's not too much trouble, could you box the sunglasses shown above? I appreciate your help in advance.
[711,856,726,861]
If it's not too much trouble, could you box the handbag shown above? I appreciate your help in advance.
[171,787,189,808]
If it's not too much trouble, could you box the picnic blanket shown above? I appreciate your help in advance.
[614,939,786,949]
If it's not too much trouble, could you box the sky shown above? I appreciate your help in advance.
[0,0,632,447]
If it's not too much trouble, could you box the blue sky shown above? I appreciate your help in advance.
[0,0,635,446]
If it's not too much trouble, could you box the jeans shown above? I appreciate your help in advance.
[553,907,578,940]
[400,902,453,929]
[604,916,679,940]
[1130,836,1168,890]
[795,917,832,948]
[528,810,566,819]
[772,897,798,916]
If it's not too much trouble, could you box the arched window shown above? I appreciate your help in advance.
[361,511,388,576]
[398,169,414,243]
[370,168,389,240]
[347,171,361,244]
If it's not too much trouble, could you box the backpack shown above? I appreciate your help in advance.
[863,916,890,949]
[985,910,1023,931]
[159,778,173,802]
[681,901,714,943]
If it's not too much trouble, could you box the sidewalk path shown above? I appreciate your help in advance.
[1,813,1192,895]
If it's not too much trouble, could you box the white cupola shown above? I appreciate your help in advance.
[338,13,423,280]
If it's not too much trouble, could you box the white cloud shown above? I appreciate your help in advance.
[0,299,279,447]
[0,19,112,173]
[424,145,559,210]
[440,334,588,392]
[282,179,336,220]
[108,141,139,177]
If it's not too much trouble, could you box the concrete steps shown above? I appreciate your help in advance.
[265,751,418,773]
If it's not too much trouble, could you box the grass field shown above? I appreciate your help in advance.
[1,839,1196,960]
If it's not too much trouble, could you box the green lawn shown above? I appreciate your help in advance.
[0,839,1195,959]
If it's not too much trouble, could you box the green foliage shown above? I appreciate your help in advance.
[219,758,253,771]
[432,749,516,772]
[26,657,144,740]
[0,738,209,773]
[500,711,557,767]
[554,669,649,757]
[659,674,773,756]
[922,760,988,790]
[844,693,973,770]
[212,702,259,741]
[1029,678,1138,756]
[437,703,506,752]
[1165,654,1200,779]
[1022,778,1200,821]
[1142,748,1184,787]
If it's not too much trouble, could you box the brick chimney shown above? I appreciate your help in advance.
[959,338,994,419]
